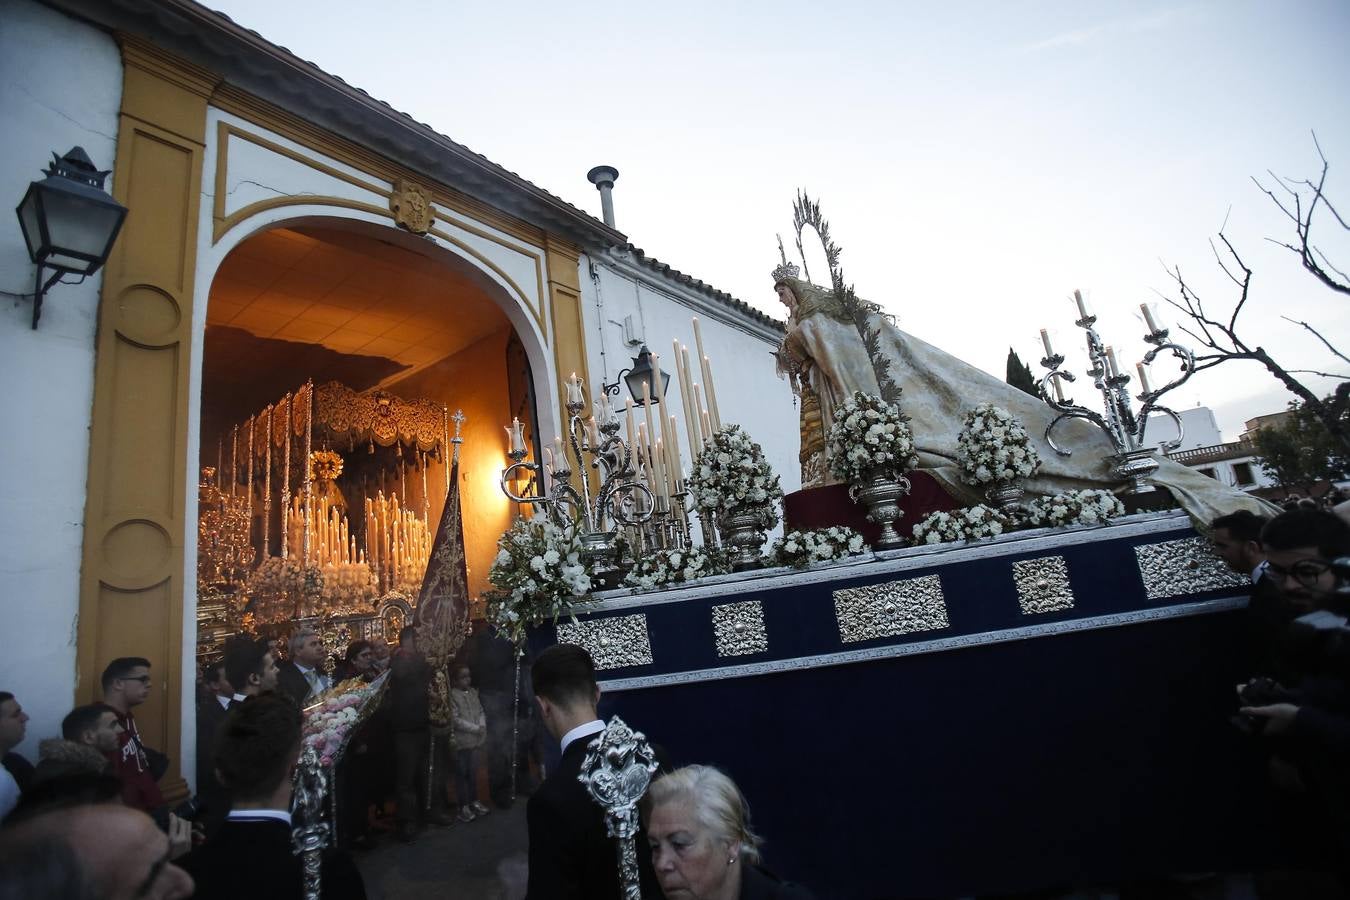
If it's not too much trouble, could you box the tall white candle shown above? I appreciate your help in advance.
[642,380,658,462]
[1039,329,1054,358]
[675,339,698,458]
[680,344,702,457]
[703,356,722,431]
[1136,362,1153,393]
[668,414,684,487]
[1104,346,1120,378]
[1140,303,1161,333]
[692,318,716,423]
[565,372,583,405]
[652,353,676,467]
[1052,375,1066,403]
[1074,290,1091,320]
[694,385,711,439]
[625,397,638,448]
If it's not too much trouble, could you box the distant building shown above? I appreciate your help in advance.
[1160,406,1276,492]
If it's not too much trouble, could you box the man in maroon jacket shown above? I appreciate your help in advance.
[99,656,165,812]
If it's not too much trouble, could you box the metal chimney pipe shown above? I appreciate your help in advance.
[586,165,619,228]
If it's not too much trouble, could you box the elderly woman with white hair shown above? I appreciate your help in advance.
[644,765,816,900]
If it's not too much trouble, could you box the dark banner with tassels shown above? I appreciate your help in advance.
[415,425,470,730]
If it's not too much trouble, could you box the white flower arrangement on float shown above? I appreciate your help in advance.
[687,425,784,530]
[826,392,917,483]
[623,546,731,592]
[911,504,1012,546]
[1023,489,1126,528]
[483,515,593,646]
[955,403,1041,486]
[771,527,869,569]
[247,557,326,623]
[301,672,387,768]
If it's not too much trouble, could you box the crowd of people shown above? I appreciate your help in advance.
[3,504,1346,898]
[1212,506,1350,894]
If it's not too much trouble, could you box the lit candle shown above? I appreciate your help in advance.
[703,356,722,431]
[596,391,613,427]
[553,436,564,467]
[587,416,600,448]
[1104,346,1120,378]
[701,408,712,441]
[1136,362,1153,393]
[1140,303,1161,333]
[1074,290,1091,320]
[565,372,583,405]
[504,417,526,453]
[1039,329,1054,358]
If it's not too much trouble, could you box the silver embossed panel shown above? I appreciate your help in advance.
[557,615,654,670]
[1013,555,1075,615]
[833,575,948,644]
[711,601,768,657]
[1135,537,1247,599]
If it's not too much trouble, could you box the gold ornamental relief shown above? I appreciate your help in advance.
[391,179,435,234]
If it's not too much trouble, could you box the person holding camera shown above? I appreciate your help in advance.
[1236,509,1350,890]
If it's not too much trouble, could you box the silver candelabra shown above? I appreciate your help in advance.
[1038,294,1195,493]
[500,393,655,579]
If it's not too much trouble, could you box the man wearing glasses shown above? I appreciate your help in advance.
[101,656,166,812]
[1238,509,1350,888]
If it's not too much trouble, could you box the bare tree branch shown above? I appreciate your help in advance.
[1280,316,1350,366]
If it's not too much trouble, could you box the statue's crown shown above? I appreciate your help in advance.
[772,259,800,283]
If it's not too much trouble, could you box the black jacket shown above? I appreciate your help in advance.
[525,733,661,900]
[181,816,366,900]
[740,864,818,900]
[386,650,431,733]
[276,662,318,709]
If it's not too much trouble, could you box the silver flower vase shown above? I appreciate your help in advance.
[849,470,911,549]
[984,479,1025,516]
[719,510,767,571]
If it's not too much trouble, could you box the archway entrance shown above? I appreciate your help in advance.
[196,222,536,657]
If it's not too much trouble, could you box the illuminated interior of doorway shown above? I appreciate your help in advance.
[199,224,525,642]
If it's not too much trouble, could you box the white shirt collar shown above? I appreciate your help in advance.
[228,808,292,826]
[560,719,605,755]
[296,662,315,676]
[231,693,247,704]
[216,694,231,710]
[1252,559,1269,584]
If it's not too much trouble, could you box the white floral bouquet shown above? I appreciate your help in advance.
[623,546,731,591]
[771,527,869,569]
[955,403,1041,486]
[687,425,783,530]
[826,392,917,483]
[911,505,1011,545]
[247,557,325,622]
[484,515,593,646]
[302,671,388,767]
[1023,489,1125,528]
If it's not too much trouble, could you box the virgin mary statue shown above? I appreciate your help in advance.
[773,271,1277,523]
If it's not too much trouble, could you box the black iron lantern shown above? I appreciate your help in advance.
[15,147,128,328]
[604,344,671,406]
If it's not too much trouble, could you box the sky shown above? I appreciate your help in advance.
[207,0,1350,441]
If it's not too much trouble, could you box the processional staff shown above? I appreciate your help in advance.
[579,717,660,900]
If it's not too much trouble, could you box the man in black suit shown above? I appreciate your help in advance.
[1212,510,1297,676]
[196,661,233,838]
[181,694,366,900]
[525,644,660,900]
[277,626,330,709]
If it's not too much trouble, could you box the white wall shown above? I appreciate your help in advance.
[1148,406,1223,452]
[0,0,122,761]
[580,251,800,532]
